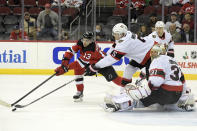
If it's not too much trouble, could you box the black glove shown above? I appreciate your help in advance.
[84,64,100,76]
[167,49,174,58]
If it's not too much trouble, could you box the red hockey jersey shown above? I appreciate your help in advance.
[64,39,106,67]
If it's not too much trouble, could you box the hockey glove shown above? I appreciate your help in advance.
[55,65,69,76]
[55,59,69,76]
[167,49,174,58]
[84,64,100,76]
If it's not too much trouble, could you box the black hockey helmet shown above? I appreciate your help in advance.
[83,31,94,39]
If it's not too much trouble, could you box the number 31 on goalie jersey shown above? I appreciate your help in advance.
[169,59,181,81]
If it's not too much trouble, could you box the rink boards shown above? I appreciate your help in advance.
[0,41,197,80]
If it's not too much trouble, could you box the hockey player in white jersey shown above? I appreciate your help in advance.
[85,23,155,85]
[148,21,175,57]
[102,44,195,112]
[135,21,176,85]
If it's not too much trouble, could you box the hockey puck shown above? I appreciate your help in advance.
[12,108,17,112]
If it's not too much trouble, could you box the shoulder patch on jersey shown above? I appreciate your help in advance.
[152,35,156,38]
[118,40,124,43]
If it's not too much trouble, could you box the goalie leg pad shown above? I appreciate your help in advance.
[104,93,131,105]
[103,93,135,112]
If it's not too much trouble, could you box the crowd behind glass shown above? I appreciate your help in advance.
[0,0,196,43]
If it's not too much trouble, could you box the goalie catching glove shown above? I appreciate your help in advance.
[55,58,69,76]
[125,81,151,100]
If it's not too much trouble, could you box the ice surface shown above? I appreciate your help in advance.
[0,75,197,131]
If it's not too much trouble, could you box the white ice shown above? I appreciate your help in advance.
[0,75,197,131]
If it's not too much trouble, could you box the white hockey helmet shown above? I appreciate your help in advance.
[112,23,128,36]
[155,21,165,28]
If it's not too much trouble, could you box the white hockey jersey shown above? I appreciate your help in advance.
[149,55,183,91]
[148,30,174,56]
[95,31,154,68]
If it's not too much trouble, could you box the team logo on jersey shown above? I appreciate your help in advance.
[152,35,156,38]
[191,51,197,59]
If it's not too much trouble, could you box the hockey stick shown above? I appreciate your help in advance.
[11,73,56,107]
[12,78,76,111]
[0,99,11,107]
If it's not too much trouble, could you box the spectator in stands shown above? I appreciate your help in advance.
[182,13,194,29]
[61,30,69,40]
[147,13,157,33]
[137,24,149,37]
[95,24,105,41]
[173,0,189,5]
[145,0,151,6]
[80,0,87,16]
[10,25,29,40]
[64,0,83,8]
[130,0,145,23]
[159,0,172,6]
[165,12,182,32]
[179,0,194,15]
[52,0,66,6]
[21,12,37,40]
[116,0,128,8]
[14,0,20,4]
[64,0,84,16]
[180,23,194,43]
[37,3,58,40]
[169,23,181,42]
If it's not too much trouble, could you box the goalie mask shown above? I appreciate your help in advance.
[150,44,163,60]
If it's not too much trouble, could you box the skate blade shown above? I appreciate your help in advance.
[74,98,83,102]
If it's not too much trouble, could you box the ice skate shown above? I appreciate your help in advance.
[73,91,84,102]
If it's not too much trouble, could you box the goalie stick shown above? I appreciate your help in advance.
[12,78,76,111]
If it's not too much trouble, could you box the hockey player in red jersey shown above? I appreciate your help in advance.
[55,32,122,101]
